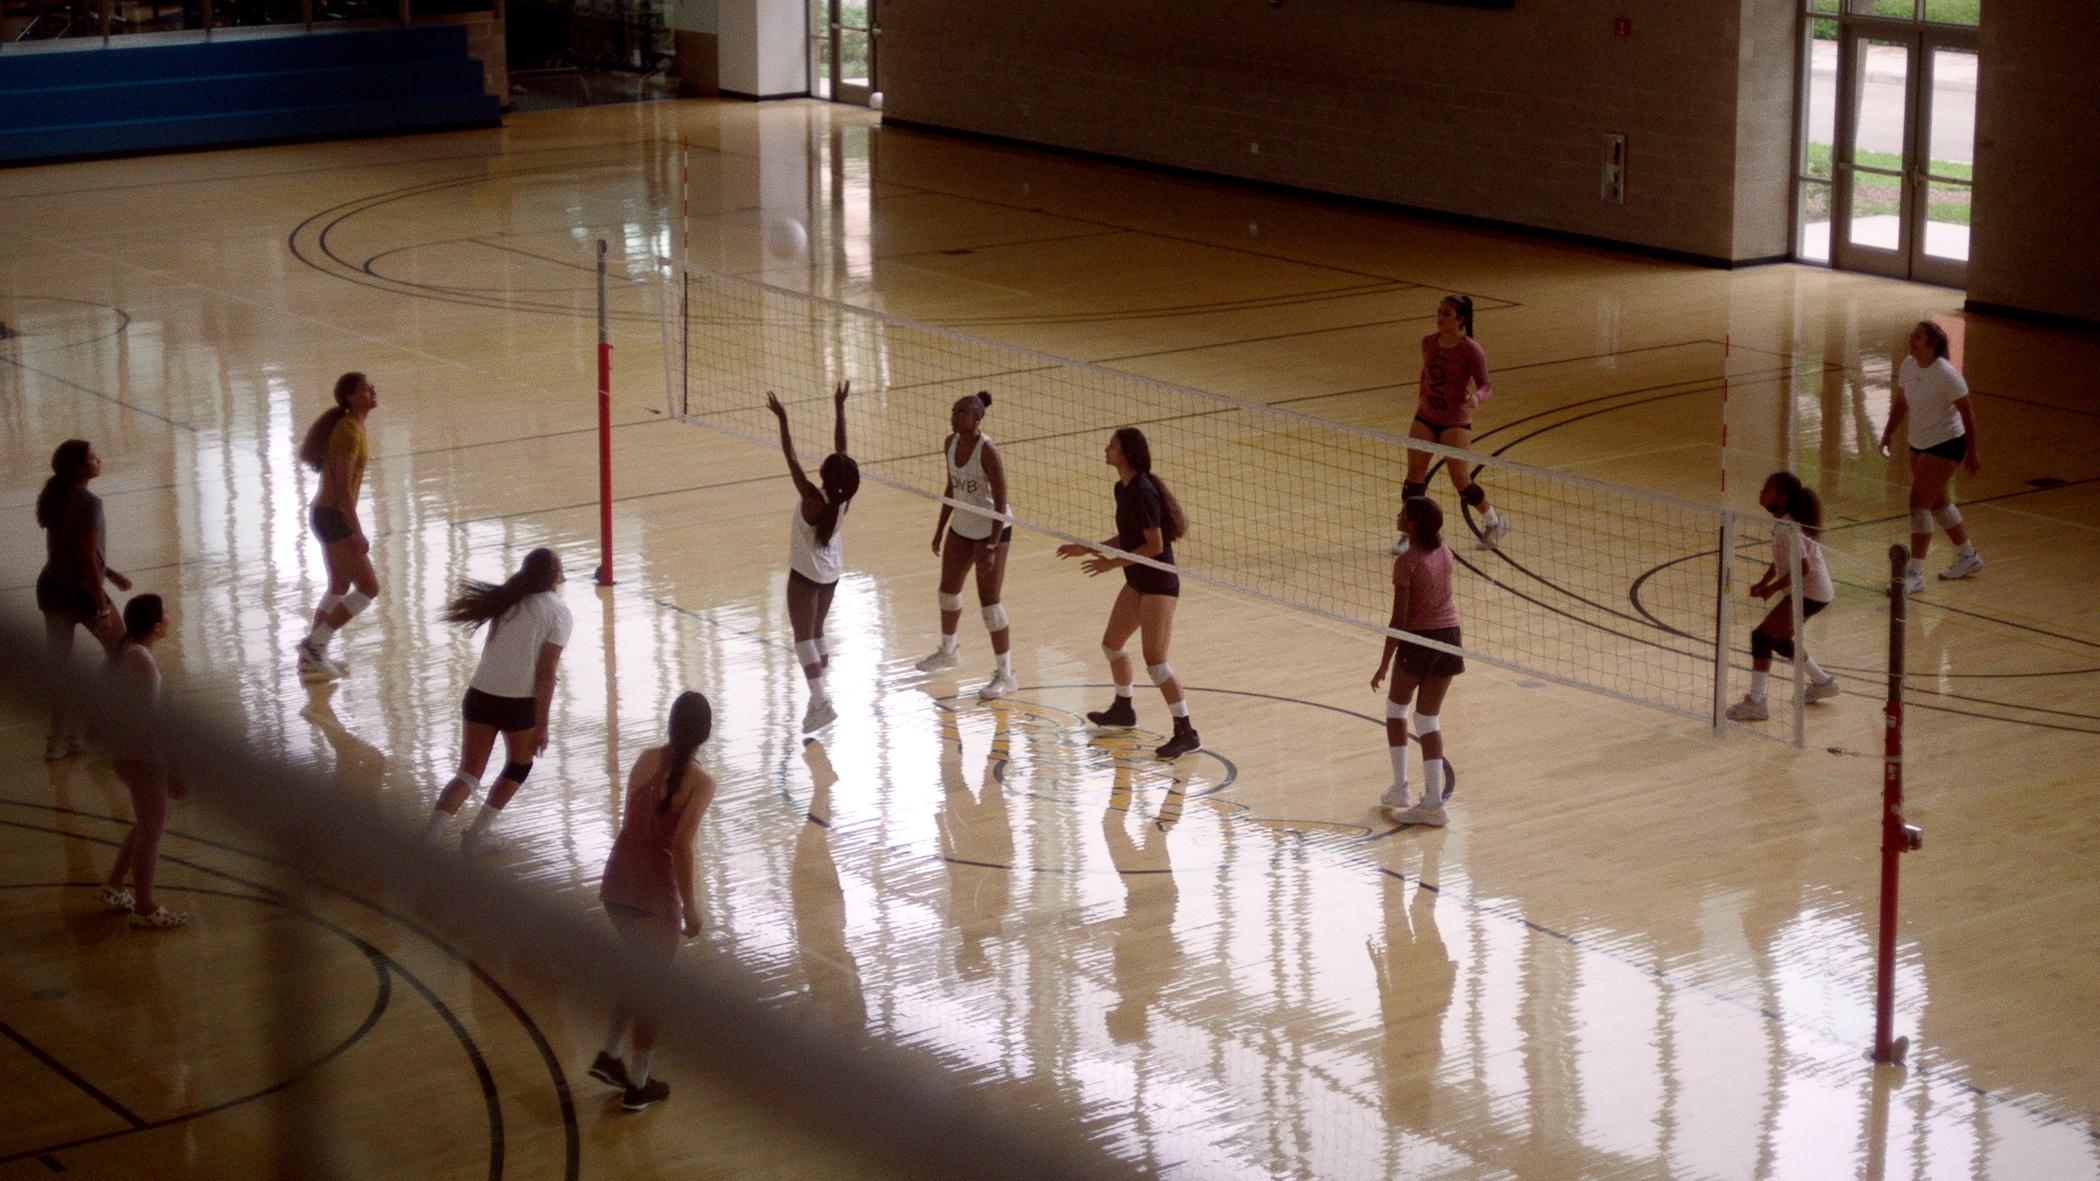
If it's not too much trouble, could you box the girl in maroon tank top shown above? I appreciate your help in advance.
[588,691,715,1112]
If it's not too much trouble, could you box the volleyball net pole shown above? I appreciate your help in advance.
[1873,543,1922,1065]
[595,238,615,587]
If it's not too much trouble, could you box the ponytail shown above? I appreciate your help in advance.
[1111,427,1187,544]
[298,372,366,471]
[441,547,561,630]
[659,691,713,812]
[36,439,92,529]
[1441,294,1476,341]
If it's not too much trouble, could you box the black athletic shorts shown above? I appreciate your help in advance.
[1780,597,1830,621]
[463,687,537,732]
[949,524,1014,547]
[310,505,354,544]
[786,568,838,591]
[1910,436,1969,463]
[34,569,98,625]
[1395,626,1465,680]
[1123,562,1181,598]
[1414,415,1472,442]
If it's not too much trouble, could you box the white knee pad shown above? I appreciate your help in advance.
[317,592,344,614]
[1102,643,1127,663]
[815,636,830,660]
[794,639,822,666]
[340,589,373,618]
[1933,503,1962,530]
[1908,508,1932,533]
[939,591,964,612]
[1147,661,1175,686]
[1385,699,1412,722]
[1414,713,1441,736]
[980,603,1008,632]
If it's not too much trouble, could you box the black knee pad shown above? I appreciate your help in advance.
[500,760,533,785]
[1769,637,1795,661]
[1751,631,1775,661]
[1460,482,1487,507]
[1402,480,1428,501]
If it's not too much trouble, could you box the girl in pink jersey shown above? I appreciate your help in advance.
[588,690,715,1112]
[1726,473,1841,722]
[1396,295,1508,553]
[1371,497,1463,827]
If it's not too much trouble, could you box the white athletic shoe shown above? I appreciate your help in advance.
[915,646,961,673]
[461,828,513,857]
[977,672,1018,701]
[1725,695,1770,722]
[1390,537,1410,556]
[1902,572,1927,597]
[1392,801,1448,827]
[802,696,838,733]
[297,642,344,683]
[1478,512,1510,549]
[1938,552,1984,580]
[1379,785,1411,811]
[1805,676,1843,704]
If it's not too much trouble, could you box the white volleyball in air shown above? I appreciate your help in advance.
[763,213,808,262]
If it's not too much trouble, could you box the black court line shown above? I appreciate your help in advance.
[875,227,1129,261]
[0,296,132,360]
[457,238,648,284]
[0,802,577,1180]
[0,1020,146,1130]
[0,355,199,434]
[937,280,1415,329]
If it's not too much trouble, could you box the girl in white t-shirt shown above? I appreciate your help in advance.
[1727,473,1841,723]
[424,547,571,853]
[767,382,859,734]
[1879,320,1983,594]
[914,391,1017,701]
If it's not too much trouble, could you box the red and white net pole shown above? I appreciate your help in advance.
[1873,543,1920,1064]
[595,239,614,587]
[1712,335,1734,730]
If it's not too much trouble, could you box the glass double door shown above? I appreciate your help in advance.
[810,0,876,106]
[1829,23,1977,286]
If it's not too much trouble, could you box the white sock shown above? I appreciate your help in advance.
[806,670,828,700]
[1484,506,1503,527]
[305,621,337,651]
[1423,759,1445,807]
[1168,699,1189,719]
[1387,745,1409,793]
[940,633,958,653]
[465,805,501,840]
[1802,654,1832,683]
[603,1017,631,1058]
[422,810,451,844]
[1114,684,1134,700]
[631,1048,654,1086]
[1749,669,1769,701]
[995,650,1012,676]
[1906,557,1923,576]
[1956,541,1976,558]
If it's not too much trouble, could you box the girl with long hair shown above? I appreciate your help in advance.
[35,439,131,759]
[767,382,859,734]
[1057,427,1201,760]
[1880,320,1983,594]
[1396,295,1508,553]
[1726,473,1841,722]
[424,548,572,853]
[588,690,716,1112]
[100,594,188,928]
[1371,497,1463,826]
[914,391,1018,700]
[296,372,381,682]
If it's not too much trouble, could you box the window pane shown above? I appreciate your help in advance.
[838,28,870,89]
[1800,182,1834,262]
[1808,0,1838,11]
[1847,172,1903,250]
[1923,182,1971,260]
[838,0,867,28]
[1803,21,1837,178]
[1848,39,1908,167]
[1923,0,1978,25]
[1846,0,1916,15]
[810,37,832,99]
[1925,48,1977,178]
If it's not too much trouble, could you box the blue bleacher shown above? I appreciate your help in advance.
[0,25,501,163]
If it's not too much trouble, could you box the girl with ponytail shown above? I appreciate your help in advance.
[424,547,573,853]
[1396,294,1510,553]
[767,381,859,734]
[1726,473,1841,723]
[101,594,188,928]
[1058,426,1202,760]
[915,390,1020,701]
[590,689,715,1112]
[295,372,381,684]
[35,439,131,760]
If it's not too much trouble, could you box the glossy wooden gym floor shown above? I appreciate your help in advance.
[2,99,2096,1179]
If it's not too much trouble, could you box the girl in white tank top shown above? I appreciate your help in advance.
[915,392,1017,701]
[767,383,860,734]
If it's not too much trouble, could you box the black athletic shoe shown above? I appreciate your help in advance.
[1155,725,1201,760]
[588,1052,630,1089]
[1086,697,1137,728]
[1440,758,1456,801]
[621,1078,670,1112]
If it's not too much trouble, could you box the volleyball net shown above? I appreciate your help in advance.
[656,257,1810,746]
